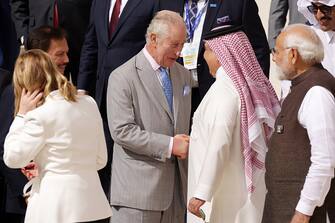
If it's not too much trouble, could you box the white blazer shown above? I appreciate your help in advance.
[4,90,112,223]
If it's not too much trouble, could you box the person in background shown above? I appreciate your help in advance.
[160,0,270,115]
[268,0,307,50]
[77,0,160,203]
[0,0,19,72]
[26,26,69,75]
[10,0,92,83]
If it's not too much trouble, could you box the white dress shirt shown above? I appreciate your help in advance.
[295,86,335,216]
[109,0,129,21]
[143,47,174,159]
[312,27,335,77]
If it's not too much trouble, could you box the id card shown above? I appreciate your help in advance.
[181,42,200,70]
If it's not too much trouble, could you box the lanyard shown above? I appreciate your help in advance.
[184,0,208,42]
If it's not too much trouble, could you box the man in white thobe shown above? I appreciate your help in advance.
[187,26,281,223]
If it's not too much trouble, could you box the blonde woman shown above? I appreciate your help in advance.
[3,49,112,223]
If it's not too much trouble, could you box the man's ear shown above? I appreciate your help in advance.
[290,48,298,65]
[149,33,158,47]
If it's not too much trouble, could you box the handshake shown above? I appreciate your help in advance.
[172,134,190,159]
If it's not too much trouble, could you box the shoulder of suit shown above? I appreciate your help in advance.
[78,94,97,105]
[172,62,191,75]
[171,62,192,81]
[110,56,137,79]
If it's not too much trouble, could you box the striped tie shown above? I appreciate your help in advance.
[159,67,173,112]
[187,0,198,41]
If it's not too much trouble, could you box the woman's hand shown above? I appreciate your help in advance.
[18,89,43,115]
[21,162,38,180]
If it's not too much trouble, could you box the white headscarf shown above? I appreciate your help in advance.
[297,0,335,25]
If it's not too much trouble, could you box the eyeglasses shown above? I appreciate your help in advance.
[307,3,334,16]
[271,47,278,55]
[271,47,292,55]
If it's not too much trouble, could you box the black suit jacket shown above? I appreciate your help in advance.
[0,0,19,71]
[77,0,159,198]
[160,0,270,100]
[78,0,159,108]
[0,68,27,216]
[10,0,92,84]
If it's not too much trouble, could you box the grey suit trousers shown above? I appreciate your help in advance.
[111,168,185,223]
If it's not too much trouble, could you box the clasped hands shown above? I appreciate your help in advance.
[172,134,190,159]
[21,161,38,180]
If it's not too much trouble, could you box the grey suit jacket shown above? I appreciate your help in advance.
[268,0,307,49]
[107,50,192,211]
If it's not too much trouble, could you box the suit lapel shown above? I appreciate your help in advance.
[136,52,174,121]
[104,0,111,44]
[202,0,222,37]
[110,0,142,42]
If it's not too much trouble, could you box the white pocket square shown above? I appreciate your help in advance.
[183,85,191,96]
[217,15,231,24]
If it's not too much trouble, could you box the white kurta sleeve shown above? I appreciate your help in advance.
[193,94,239,201]
[4,114,45,168]
[296,86,335,216]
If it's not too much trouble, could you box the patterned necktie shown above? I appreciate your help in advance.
[159,67,173,112]
[109,0,122,39]
[187,0,198,41]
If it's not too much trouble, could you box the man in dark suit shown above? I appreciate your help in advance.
[9,0,92,84]
[0,0,19,71]
[77,0,160,200]
[160,0,270,112]
[0,68,27,223]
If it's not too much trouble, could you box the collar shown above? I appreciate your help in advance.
[215,66,226,79]
[324,30,335,44]
[46,90,63,100]
[143,46,160,71]
[291,63,324,86]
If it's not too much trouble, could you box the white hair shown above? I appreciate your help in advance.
[146,10,185,43]
[281,24,324,64]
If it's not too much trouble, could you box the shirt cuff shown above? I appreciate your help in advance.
[166,137,173,159]
[296,197,316,216]
[14,114,25,122]
[194,183,213,202]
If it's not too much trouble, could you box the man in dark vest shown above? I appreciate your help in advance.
[262,24,335,223]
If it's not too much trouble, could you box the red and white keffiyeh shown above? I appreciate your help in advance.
[206,31,281,193]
